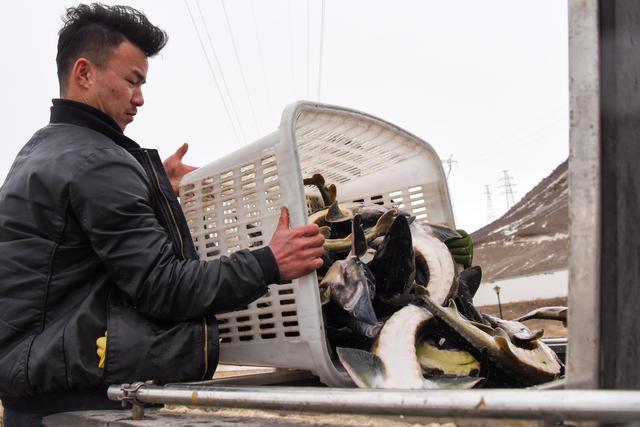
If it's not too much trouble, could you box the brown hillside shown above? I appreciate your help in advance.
[471,160,569,281]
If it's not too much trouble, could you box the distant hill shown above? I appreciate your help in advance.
[471,160,569,282]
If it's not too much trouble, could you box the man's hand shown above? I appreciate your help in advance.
[163,143,198,196]
[269,207,325,281]
[445,229,473,268]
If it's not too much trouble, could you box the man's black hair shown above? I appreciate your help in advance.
[56,3,168,95]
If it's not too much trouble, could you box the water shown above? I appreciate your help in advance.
[473,269,568,306]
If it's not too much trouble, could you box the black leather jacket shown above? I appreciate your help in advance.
[0,99,277,406]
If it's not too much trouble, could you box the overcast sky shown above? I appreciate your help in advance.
[0,0,568,232]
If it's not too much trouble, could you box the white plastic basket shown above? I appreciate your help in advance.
[179,101,455,386]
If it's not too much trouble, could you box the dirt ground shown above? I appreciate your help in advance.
[478,296,568,338]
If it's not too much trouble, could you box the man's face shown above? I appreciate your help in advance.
[86,40,148,131]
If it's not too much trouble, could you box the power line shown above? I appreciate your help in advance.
[317,0,326,101]
[484,185,496,223]
[220,0,261,137]
[475,105,565,151]
[306,0,311,99]
[287,0,296,101]
[194,0,247,145]
[440,154,457,179]
[475,117,566,160]
[184,0,243,145]
[250,0,272,121]
[498,170,517,210]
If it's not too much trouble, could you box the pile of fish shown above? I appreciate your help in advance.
[304,174,566,389]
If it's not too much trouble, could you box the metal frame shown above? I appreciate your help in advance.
[108,383,640,423]
[566,0,601,389]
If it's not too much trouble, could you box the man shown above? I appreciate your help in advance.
[0,4,324,425]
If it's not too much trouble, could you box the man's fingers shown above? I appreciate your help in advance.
[276,207,290,230]
[175,142,189,159]
[311,246,325,258]
[291,223,322,237]
[297,243,325,258]
[297,256,325,277]
[301,233,325,250]
[311,257,324,270]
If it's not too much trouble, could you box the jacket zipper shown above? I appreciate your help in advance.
[143,150,186,259]
[201,319,209,380]
[143,150,209,379]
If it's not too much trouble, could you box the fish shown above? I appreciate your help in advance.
[325,201,353,224]
[337,304,482,389]
[368,214,415,300]
[418,292,563,386]
[411,222,459,306]
[326,310,383,339]
[514,306,568,327]
[311,202,401,231]
[319,215,381,336]
[453,266,486,324]
[326,184,337,204]
[303,173,333,206]
[308,202,353,228]
[458,265,482,297]
[351,204,395,229]
[416,221,462,243]
[323,209,396,252]
[416,339,480,377]
[318,226,331,238]
[482,313,544,345]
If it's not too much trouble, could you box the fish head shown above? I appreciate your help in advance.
[374,208,397,236]
[483,314,545,344]
[318,259,344,304]
[326,201,353,224]
[351,203,390,228]
[513,328,545,344]
[339,257,378,325]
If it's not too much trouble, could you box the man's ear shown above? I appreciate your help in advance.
[70,57,95,90]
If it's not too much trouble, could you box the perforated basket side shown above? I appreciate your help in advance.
[179,101,456,388]
[179,130,351,386]
[284,102,455,227]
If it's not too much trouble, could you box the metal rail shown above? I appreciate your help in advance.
[108,383,640,422]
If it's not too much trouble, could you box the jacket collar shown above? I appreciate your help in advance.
[49,99,141,151]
